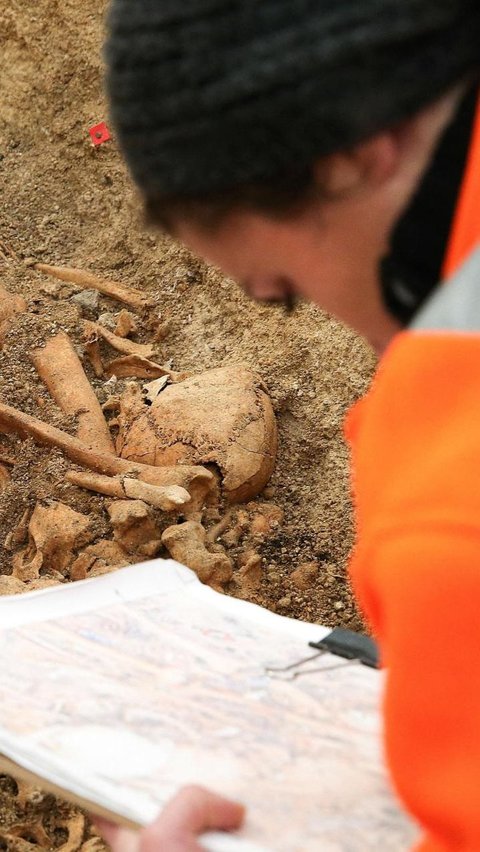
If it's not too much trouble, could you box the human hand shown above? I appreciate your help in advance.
[94,785,245,851]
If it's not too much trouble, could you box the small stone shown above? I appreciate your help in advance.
[334,601,344,610]
[277,596,292,608]
[71,289,99,311]
[291,562,319,590]
[98,312,116,329]
[39,280,62,298]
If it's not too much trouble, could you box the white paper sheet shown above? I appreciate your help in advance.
[0,560,417,850]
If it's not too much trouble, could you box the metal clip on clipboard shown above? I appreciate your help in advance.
[265,628,379,680]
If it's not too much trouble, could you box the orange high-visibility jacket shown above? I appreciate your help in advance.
[345,99,480,850]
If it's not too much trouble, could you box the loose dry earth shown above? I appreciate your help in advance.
[0,1,376,848]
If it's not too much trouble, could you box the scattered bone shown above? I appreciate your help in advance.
[162,521,233,589]
[143,375,169,403]
[107,500,162,556]
[0,576,26,595]
[206,509,234,543]
[31,332,114,454]
[14,779,46,808]
[34,263,152,310]
[123,478,190,509]
[0,402,215,511]
[117,365,278,503]
[69,552,96,580]
[12,502,92,581]
[57,812,87,852]
[84,337,104,377]
[0,834,38,852]
[66,470,190,511]
[102,395,121,413]
[114,309,137,338]
[9,822,51,847]
[291,562,319,590]
[221,509,250,547]
[236,549,263,590]
[5,508,30,550]
[70,541,131,580]
[11,549,43,583]
[0,463,10,492]
[84,320,155,358]
[104,354,167,380]
[152,319,171,342]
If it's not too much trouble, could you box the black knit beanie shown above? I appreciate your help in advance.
[106,0,480,198]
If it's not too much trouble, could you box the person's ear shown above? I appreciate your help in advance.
[314,132,401,197]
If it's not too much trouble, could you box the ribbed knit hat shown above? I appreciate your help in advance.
[106,0,480,198]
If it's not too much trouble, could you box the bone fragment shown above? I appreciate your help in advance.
[0,401,214,510]
[104,354,179,380]
[12,501,92,581]
[70,541,131,580]
[143,376,169,403]
[85,338,104,377]
[206,509,234,543]
[11,509,30,547]
[114,309,137,338]
[66,470,190,510]
[31,332,114,454]
[162,521,233,589]
[0,576,26,596]
[84,320,155,358]
[123,477,189,508]
[107,500,162,556]
[102,395,121,413]
[8,821,51,847]
[34,263,152,309]
[56,812,86,852]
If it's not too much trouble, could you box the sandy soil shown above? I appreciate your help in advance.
[0,0,376,847]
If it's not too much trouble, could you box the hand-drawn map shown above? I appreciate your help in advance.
[0,560,417,851]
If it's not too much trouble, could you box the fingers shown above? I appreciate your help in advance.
[92,818,140,852]
[141,786,245,852]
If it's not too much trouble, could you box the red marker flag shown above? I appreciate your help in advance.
[89,122,111,147]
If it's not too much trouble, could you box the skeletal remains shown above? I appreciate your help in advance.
[0,264,279,590]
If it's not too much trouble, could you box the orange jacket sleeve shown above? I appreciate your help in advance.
[345,331,480,851]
